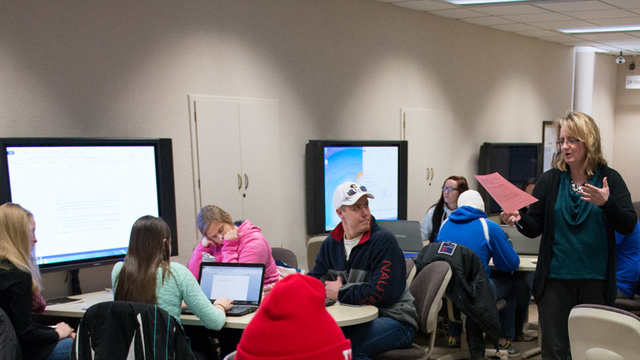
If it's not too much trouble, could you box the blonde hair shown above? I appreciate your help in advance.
[196,205,233,236]
[0,203,43,294]
[553,111,607,176]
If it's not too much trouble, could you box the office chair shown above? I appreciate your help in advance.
[569,304,640,360]
[69,301,195,360]
[271,247,298,269]
[371,261,453,360]
[406,257,417,287]
[0,306,21,360]
[306,234,327,271]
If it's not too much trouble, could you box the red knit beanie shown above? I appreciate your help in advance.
[235,274,352,360]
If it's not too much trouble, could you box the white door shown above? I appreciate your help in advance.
[190,96,283,243]
[401,108,453,221]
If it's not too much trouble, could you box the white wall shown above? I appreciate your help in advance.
[0,0,574,298]
[614,55,640,200]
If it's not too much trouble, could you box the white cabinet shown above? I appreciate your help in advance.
[189,95,283,243]
[400,108,453,221]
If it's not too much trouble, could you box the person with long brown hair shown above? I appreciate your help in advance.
[501,112,637,360]
[112,215,232,329]
[420,175,469,243]
[0,203,75,360]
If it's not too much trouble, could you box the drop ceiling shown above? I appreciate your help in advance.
[374,0,640,55]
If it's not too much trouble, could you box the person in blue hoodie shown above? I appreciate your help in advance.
[436,189,521,357]
[616,220,640,299]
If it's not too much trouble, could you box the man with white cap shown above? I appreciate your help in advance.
[436,189,521,358]
[308,182,418,360]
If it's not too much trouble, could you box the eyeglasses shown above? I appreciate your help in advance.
[347,185,367,196]
[556,137,580,147]
[442,186,459,193]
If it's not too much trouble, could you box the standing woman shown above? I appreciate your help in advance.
[501,112,636,360]
[188,205,279,286]
[420,175,469,243]
[0,203,75,360]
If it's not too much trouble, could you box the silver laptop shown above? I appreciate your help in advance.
[500,225,540,255]
[197,262,266,316]
[377,220,424,252]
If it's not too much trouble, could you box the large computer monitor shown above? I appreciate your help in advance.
[0,137,177,272]
[305,140,408,235]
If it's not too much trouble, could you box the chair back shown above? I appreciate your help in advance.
[405,258,417,287]
[569,304,640,360]
[410,261,452,335]
[0,306,22,360]
[306,234,327,271]
[271,247,298,269]
[70,301,195,360]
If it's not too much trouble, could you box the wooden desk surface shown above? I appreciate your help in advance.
[44,290,378,330]
[490,254,537,272]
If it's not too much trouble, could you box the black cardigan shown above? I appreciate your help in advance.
[517,166,637,305]
[0,259,58,360]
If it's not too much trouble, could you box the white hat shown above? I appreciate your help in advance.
[457,190,485,212]
[332,182,375,210]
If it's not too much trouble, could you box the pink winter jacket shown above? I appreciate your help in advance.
[187,220,280,285]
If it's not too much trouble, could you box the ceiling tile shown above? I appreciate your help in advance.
[501,12,574,22]
[528,19,598,30]
[490,23,540,32]
[575,32,639,41]
[515,29,563,38]
[430,8,488,18]
[600,0,640,9]
[392,0,457,11]
[562,9,639,20]
[535,0,616,12]
[470,4,550,16]
[589,16,640,26]
[463,16,515,26]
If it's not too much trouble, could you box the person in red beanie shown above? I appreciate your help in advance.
[308,182,418,359]
[234,274,353,360]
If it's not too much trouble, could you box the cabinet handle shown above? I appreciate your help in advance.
[426,168,430,181]
[430,168,435,181]
[237,174,242,190]
[244,174,249,190]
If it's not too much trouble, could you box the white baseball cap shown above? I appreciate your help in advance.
[333,182,375,210]
[457,190,485,212]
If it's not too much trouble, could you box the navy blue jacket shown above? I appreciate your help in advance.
[308,216,418,329]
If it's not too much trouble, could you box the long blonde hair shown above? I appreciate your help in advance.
[553,111,607,176]
[0,203,43,294]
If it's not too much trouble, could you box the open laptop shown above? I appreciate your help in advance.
[377,220,424,252]
[501,225,540,255]
[197,262,266,316]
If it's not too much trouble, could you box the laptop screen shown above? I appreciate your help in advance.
[198,262,266,305]
[377,220,424,252]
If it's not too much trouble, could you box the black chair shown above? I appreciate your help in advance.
[0,306,22,360]
[271,247,298,269]
[69,301,196,360]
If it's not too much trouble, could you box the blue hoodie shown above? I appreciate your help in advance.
[436,206,520,277]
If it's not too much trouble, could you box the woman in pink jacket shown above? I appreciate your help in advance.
[188,205,280,286]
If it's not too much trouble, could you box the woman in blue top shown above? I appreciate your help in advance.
[501,112,637,360]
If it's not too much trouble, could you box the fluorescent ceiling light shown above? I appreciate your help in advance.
[441,0,530,4]
[559,25,640,34]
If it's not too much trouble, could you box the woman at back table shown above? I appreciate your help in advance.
[420,175,469,243]
[501,112,637,360]
[0,203,75,360]
[188,205,279,286]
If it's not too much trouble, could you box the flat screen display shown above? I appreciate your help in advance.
[0,138,177,272]
[306,140,407,235]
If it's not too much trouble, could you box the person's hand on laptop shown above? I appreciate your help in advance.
[214,298,234,312]
[325,277,343,300]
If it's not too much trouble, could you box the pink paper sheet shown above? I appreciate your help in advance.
[474,173,538,213]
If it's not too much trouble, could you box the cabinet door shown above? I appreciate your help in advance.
[236,99,283,241]
[190,96,283,243]
[193,97,244,220]
[401,108,453,221]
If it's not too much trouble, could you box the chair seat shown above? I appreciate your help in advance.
[614,295,640,314]
[370,343,426,360]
